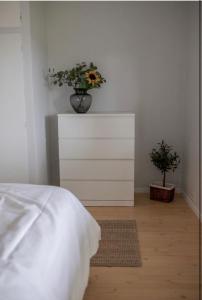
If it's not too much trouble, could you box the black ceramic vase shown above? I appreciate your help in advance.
[70,88,92,113]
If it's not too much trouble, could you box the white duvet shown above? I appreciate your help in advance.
[0,183,100,300]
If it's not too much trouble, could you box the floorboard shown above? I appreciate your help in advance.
[84,193,199,300]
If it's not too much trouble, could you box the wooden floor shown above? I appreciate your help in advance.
[84,194,199,300]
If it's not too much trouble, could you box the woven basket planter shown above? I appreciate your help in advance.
[150,183,175,203]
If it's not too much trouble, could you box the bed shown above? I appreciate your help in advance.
[0,183,100,300]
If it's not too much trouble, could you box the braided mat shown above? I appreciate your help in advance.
[91,220,142,267]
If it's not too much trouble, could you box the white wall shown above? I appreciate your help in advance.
[46,2,189,189]
[0,2,199,199]
[29,2,49,184]
[20,2,49,184]
[0,2,49,185]
[0,2,29,183]
[183,3,200,216]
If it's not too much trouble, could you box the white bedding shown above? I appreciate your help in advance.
[0,183,100,300]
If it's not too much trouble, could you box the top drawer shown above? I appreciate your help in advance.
[58,114,135,138]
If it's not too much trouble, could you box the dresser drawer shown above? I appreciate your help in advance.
[59,139,134,159]
[58,114,134,138]
[57,113,135,206]
[60,159,134,180]
[60,180,134,201]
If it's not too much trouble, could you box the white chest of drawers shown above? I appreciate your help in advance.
[58,113,135,206]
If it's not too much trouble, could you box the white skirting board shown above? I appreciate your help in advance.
[135,187,201,219]
[182,191,201,219]
[135,187,182,193]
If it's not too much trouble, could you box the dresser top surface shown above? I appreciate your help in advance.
[58,113,135,117]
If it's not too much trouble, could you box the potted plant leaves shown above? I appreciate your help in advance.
[149,140,180,202]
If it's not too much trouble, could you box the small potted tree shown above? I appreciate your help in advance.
[149,140,180,202]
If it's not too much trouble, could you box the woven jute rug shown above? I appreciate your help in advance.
[91,220,142,267]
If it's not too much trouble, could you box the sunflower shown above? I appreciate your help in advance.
[85,70,101,86]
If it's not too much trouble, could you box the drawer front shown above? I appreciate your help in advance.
[60,180,134,201]
[59,139,134,159]
[60,160,134,180]
[58,115,134,138]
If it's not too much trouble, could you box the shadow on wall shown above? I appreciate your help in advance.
[45,115,60,186]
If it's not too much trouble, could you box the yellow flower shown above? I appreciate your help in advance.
[85,70,101,86]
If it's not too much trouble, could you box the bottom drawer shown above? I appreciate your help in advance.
[81,200,134,207]
[60,180,134,201]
